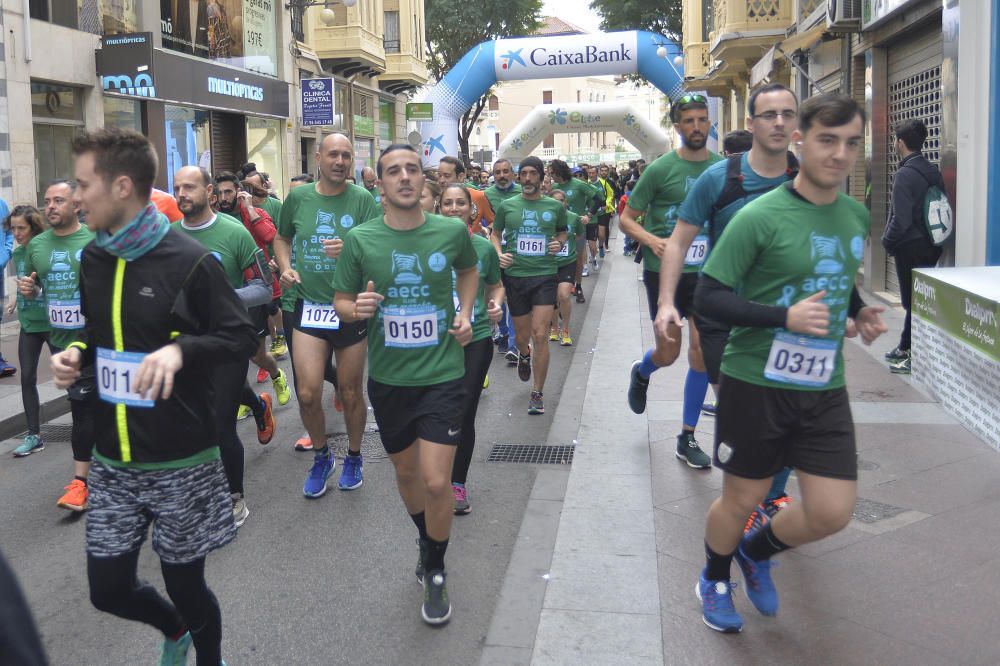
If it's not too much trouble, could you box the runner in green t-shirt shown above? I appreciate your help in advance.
[622,95,723,472]
[361,166,382,204]
[693,94,888,635]
[483,159,522,213]
[332,144,480,626]
[439,183,505,516]
[491,156,568,416]
[548,189,586,347]
[274,133,380,495]
[549,159,600,275]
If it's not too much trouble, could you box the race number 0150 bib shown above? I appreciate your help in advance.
[49,299,84,329]
[97,348,153,408]
[301,301,340,330]
[684,235,709,266]
[383,306,439,348]
[516,234,547,257]
[764,332,838,388]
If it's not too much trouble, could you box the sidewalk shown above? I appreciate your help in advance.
[485,250,1000,665]
[0,314,67,444]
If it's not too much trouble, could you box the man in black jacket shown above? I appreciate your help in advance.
[881,119,944,374]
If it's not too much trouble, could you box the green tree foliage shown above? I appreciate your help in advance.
[590,0,683,41]
[424,0,543,162]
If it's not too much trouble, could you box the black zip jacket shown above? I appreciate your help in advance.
[881,152,944,253]
[72,228,258,465]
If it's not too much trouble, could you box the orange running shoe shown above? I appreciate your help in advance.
[256,393,275,445]
[256,367,269,384]
[57,479,88,512]
[295,435,313,451]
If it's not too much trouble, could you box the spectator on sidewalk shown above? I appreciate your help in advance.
[881,119,944,374]
[0,196,15,377]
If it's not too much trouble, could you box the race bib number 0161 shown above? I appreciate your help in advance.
[383,307,439,348]
[49,299,84,329]
[516,234,547,257]
[301,301,340,330]
[764,332,837,388]
[97,348,153,408]
[685,236,709,266]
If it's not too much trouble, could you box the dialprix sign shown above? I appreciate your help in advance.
[495,32,638,81]
[912,270,1000,362]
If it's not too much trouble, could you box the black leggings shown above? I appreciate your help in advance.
[88,550,222,666]
[70,392,96,463]
[281,309,337,397]
[214,362,246,496]
[18,330,55,434]
[453,337,493,485]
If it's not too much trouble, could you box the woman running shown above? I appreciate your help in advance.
[420,181,441,214]
[548,190,585,347]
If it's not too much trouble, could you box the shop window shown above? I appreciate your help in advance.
[379,99,395,143]
[164,105,211,195]
[247,117,285,199]
[31,83,84,123]
[103,97,142,132]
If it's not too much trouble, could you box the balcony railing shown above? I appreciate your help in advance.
[712,0,792,40]
[384,39,401,54]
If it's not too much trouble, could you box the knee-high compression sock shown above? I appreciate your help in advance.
[682,369,709,429]
[637,349,659,380]
[766,467,793,502]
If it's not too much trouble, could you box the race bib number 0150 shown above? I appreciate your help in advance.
[97,348,153,408]
[764,332,837,388]
[383,307,439,348]
[685,236,709,266]
[301,301,340,330]
[516,234,547,257]
[49,299,84,329]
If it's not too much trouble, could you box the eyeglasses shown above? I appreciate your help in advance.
[753,110,798,122]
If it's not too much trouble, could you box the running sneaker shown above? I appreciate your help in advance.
[237,404,252,421]
[528,391,545,415]
[13,434,44,457]
[676,432,711,469]
[549,327,559,342]
[0,356,16,377]
[884,346,909,362]
[734,545,779,616]
[270,335,288,358]
[743,495,793,534]
[627,360,649,414]
[294,435,313,452]
[590,256,598,269]
[256,367,268,384]
[422,570,452,625]
[581,264,590,278]
[254,393,275,445]
[482,374,489,389]
[272,369,291,406]
[505,350,519,366]
[232,493,249,528]
[696,572,743,633]
[338,453,364,491]
[453,484,470,515]
[889,356,911,374]
[303,449,335,498]
[517,353,532,382]
[701,401,717,417]
[57,479,88,512]
[496,335,509,354]
[560,332,573,346]
[415,538,428,584]
[159,631,192,666]
[599,247,605,259]
[575,285,585,303]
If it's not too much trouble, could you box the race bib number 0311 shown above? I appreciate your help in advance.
[764,332,837,388]
[301,301,340,329]
[97,348,153,408]
[516,234,547,257]
[383,307,439,348]
[49,299,84,329]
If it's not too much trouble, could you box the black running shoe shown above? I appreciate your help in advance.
[415,538,428,584]
[422,570,452,625]
[627,360,649,414]
[517,353,532,382]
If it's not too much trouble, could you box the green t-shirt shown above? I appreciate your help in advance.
[260,196,282,223]
[331,214,478,387]
[23,225,95,349]
[277,182,379,304]
[556,211,585,266]
[484,184,522,215]
[702,185,871,392]
[551,178,599,217]
[628,150,723,273]
[492,196,568,278]
[12,244,50,334]
[469,234,502,342]
[365,186,382,204]
[172,215,259,289]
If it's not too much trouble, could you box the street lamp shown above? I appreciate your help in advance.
[285,0,360,26]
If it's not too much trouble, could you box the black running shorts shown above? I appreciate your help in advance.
[584,221,599,241]
[367,378,465,454]
[694,314,731,385]
[503,274,558,317]
[556,261,577,285]
[293,298,368,348]
[642,271,698,322]
[713,374,857,481]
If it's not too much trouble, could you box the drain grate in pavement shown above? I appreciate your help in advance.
[852,498,907,524]
[13,424,74,442]
[327,430,388,461]
[487,443,574,465]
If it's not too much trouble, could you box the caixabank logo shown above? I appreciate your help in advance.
[495,33,639,81]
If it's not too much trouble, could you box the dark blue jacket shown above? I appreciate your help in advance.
[881,152,944,254]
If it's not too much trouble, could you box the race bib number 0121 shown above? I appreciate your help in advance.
[764,332,837,388]
[301,301,340,330]
[383,307,439,348]
[49,299,84,329]
[685,236,709,266]
[516,234,547,257]
[97,348,153,408]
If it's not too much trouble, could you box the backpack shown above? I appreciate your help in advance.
[906,165,953,246]
[708,152,799,245]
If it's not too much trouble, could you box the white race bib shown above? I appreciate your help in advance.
[516,234,547,257]
[685,236,709,266]
[97,348,153,408]
[384,308,439,348]
[556,241,570,258]
[301,301,340,330]
[49,299,84,329]
[764,332,838,388]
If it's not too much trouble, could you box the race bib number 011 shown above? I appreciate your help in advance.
[685,236,709,266]
[764,332,837,388]
[383,307,439,348]
[97,348,153,408]
[301,301,340,330]
[49,299,84,329]
[516,234,547,257]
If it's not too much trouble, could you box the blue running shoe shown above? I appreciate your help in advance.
[701,401,717,417]
[338,453,364,490]
[303,450,335,498]
[159,631,192,666]
[734,545,779,616]
[696,572,743,633]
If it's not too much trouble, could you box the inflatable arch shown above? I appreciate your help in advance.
[417,30,683,167]
[496,102,672,163]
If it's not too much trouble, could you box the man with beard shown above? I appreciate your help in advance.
[621,94,722,470]
[18,180,96,511]
[484,159,523,354]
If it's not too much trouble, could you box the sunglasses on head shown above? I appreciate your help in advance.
[674,94,708,106]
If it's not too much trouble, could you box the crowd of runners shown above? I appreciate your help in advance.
[0,87,891,661]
